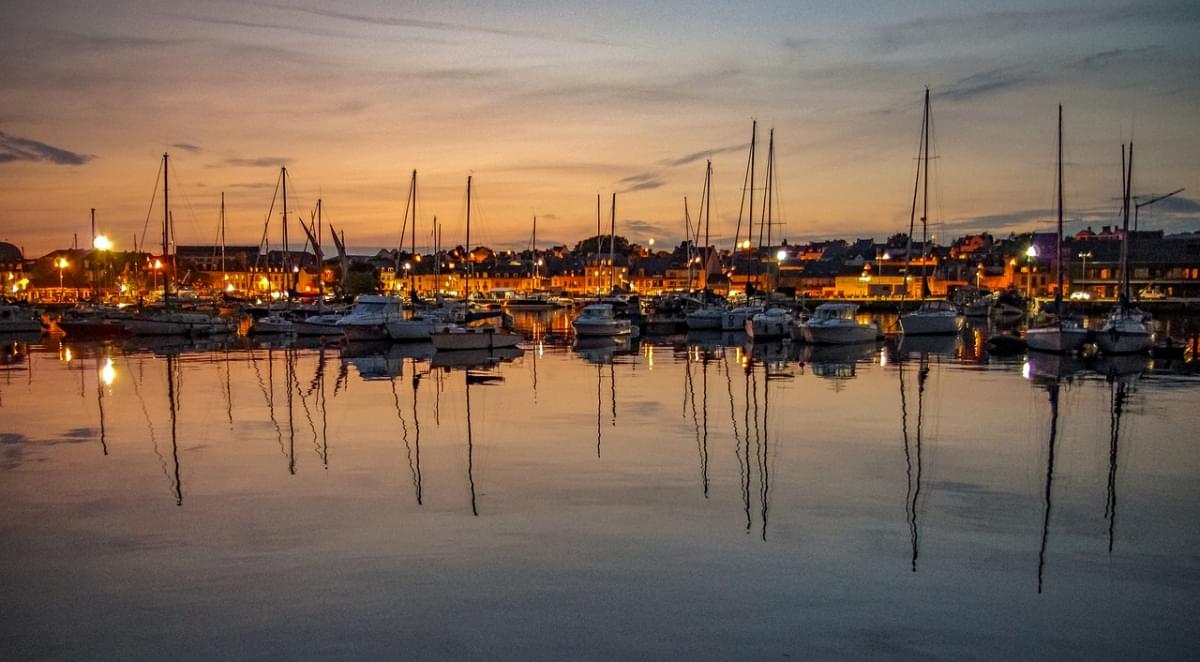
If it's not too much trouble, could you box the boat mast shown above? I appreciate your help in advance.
[1120,143,1134,305]
[609,192,616,292]
[749,120,757,249]
[684,196,693,291]
[220,191,227,279]
[1055,105,1064,320]
[411,170,418,297]
[532,215,538,282]
[760,128,774,248]
[902,91,927,304]
[162,152,171,305]
[281,166,290,297]
[920,88,931,300]
[595,193,601,294]
[704,159,712,289]
[465,175,472,298]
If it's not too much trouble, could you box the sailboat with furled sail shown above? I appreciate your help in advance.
[899,89,962,336]
[1026,105,1088,353]
[123,153,228,337]
[431,176,521,352]
[1095,143,1154,354]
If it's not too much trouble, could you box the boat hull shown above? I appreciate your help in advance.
[1095,327,1153,354]
[431,329,521,351]
[572,320,632,337]
[685,310,723,330]
[801,322,878,345]
[338,322,389,342]
[899,311,962,335]
[1025,326,1088,353]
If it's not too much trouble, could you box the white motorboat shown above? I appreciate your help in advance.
[0,305,42,334]
[798,303,878,345]
[386,313,451,341]
[685,305,724,330]
[294,313,344,337]
[250,314,295,335]
[1095,307,1153,354]
[900,300,962,335]
[572,303,632,337]
[336,295,405,341]
[744,307,793,340]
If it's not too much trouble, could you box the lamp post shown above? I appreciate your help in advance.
[152,258,163,291]
[1077,250,1092,294]
[93,235,112,297]
[55,257,69,291]
[1024,245,1038,301]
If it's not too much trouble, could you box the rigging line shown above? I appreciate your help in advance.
[255,171,283,269]
[138,158,164,254]
[732,125,754,252]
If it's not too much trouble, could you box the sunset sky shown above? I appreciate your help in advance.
[2,0,1198,256]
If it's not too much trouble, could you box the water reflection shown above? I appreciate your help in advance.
[3,324,1200,659]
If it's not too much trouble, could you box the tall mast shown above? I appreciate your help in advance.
[609,192,616,292]
[220,192,227,277]
[162,152,171,303]
[315,198,322,298]
[684,196,693,291]
[902,91,927,303]
[532,215,538,281]
[465,176,472,298]
[595,193,601,293]
[281,166,290,294]
[760,128,774,248]
[704,159,712,252]
[1055,105,1064,314]
[411,169,418,297]
[1120,143,1133,304]
[920,88,931,299]
[749,120,757,249]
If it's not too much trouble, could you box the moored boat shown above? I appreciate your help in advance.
[798,303,878,345]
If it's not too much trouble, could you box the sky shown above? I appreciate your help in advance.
[1,0,1199,256]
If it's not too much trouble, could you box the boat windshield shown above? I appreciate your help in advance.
[352,302,386,314]
[814,305,856,321]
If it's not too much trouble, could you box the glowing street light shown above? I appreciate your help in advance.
[776,249,788,262]
[93,235,113,251]
[55,257,69,289]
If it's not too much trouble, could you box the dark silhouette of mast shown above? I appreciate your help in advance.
[732,120,755,255]
[167,354,182,506]
[596,361,602,458]
[96,357,109,456]
[1038,382,1060,594]
[1105,379,1127,554]
[412,366,423,505]
[286,347,296,475]
[902,92,929,305]
[391,375,419,502]
[162,153,171,306]
[465,371,478,516]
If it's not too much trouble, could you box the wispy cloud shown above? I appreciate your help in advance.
[617,173,664,193]
[1068,46,1163,70]
[172,142,202,153]
[938,67,1040,102]
[0,131,92,165]
[274,4,614,46]
[657,143,747,168]
[225,156,291,167]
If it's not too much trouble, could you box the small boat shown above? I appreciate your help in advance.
[744,307,793,340]
[721,304,762,332]
[293,313,344,337]
[336,294,405,341]
[573,303,632,337]
[685,305,724,330]
[0,304,43,334]
[900,300,962,335]
[798,302,877,345]
[249,314,295,335]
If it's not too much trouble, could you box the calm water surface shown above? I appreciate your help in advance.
[2,314,1199,660]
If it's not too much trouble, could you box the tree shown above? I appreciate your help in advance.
[573,234,632,257]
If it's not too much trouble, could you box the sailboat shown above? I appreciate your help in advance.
[1095,143,1154,354]
[899,89,963,336]
[386,170,454,341]
[431,176,521,352]
[1026,106,1088,353]
[251,167,299,335]
[123,153,228,337]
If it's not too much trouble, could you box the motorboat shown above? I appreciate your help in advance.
[798,303,878,345]
[335,295,405,341]
[721,304,763,332]
[504,293,558,311]
[0,304,42,334]
[430,323,521,351]
[386,313,451,341]
[250,314,295,335]
[572,303,632,337]
[744,307,793,340]
[900,300,962,335]
[294,313,344,337]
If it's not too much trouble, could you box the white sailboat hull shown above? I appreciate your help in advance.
[1025,326,1088,353]
[800,321,878,345]
[386,316,448,341]
[685,308,723,330]
[431,328,521,351]
[900,310,962,335]
[1095,322,1153,354]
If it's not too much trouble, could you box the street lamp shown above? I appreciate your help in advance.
[1024,245,1038,300]
[1077,250,1092,291]
[55,257,69,290]
[153,258,163,291]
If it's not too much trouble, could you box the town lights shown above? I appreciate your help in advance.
[55,257,69,289]
[93,235,113,251]
[776,249,787,261]
[1025,245,1038,258]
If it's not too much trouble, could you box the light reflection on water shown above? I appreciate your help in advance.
[2,318,1199,659]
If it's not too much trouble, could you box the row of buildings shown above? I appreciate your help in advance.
[4,226,1200,302]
